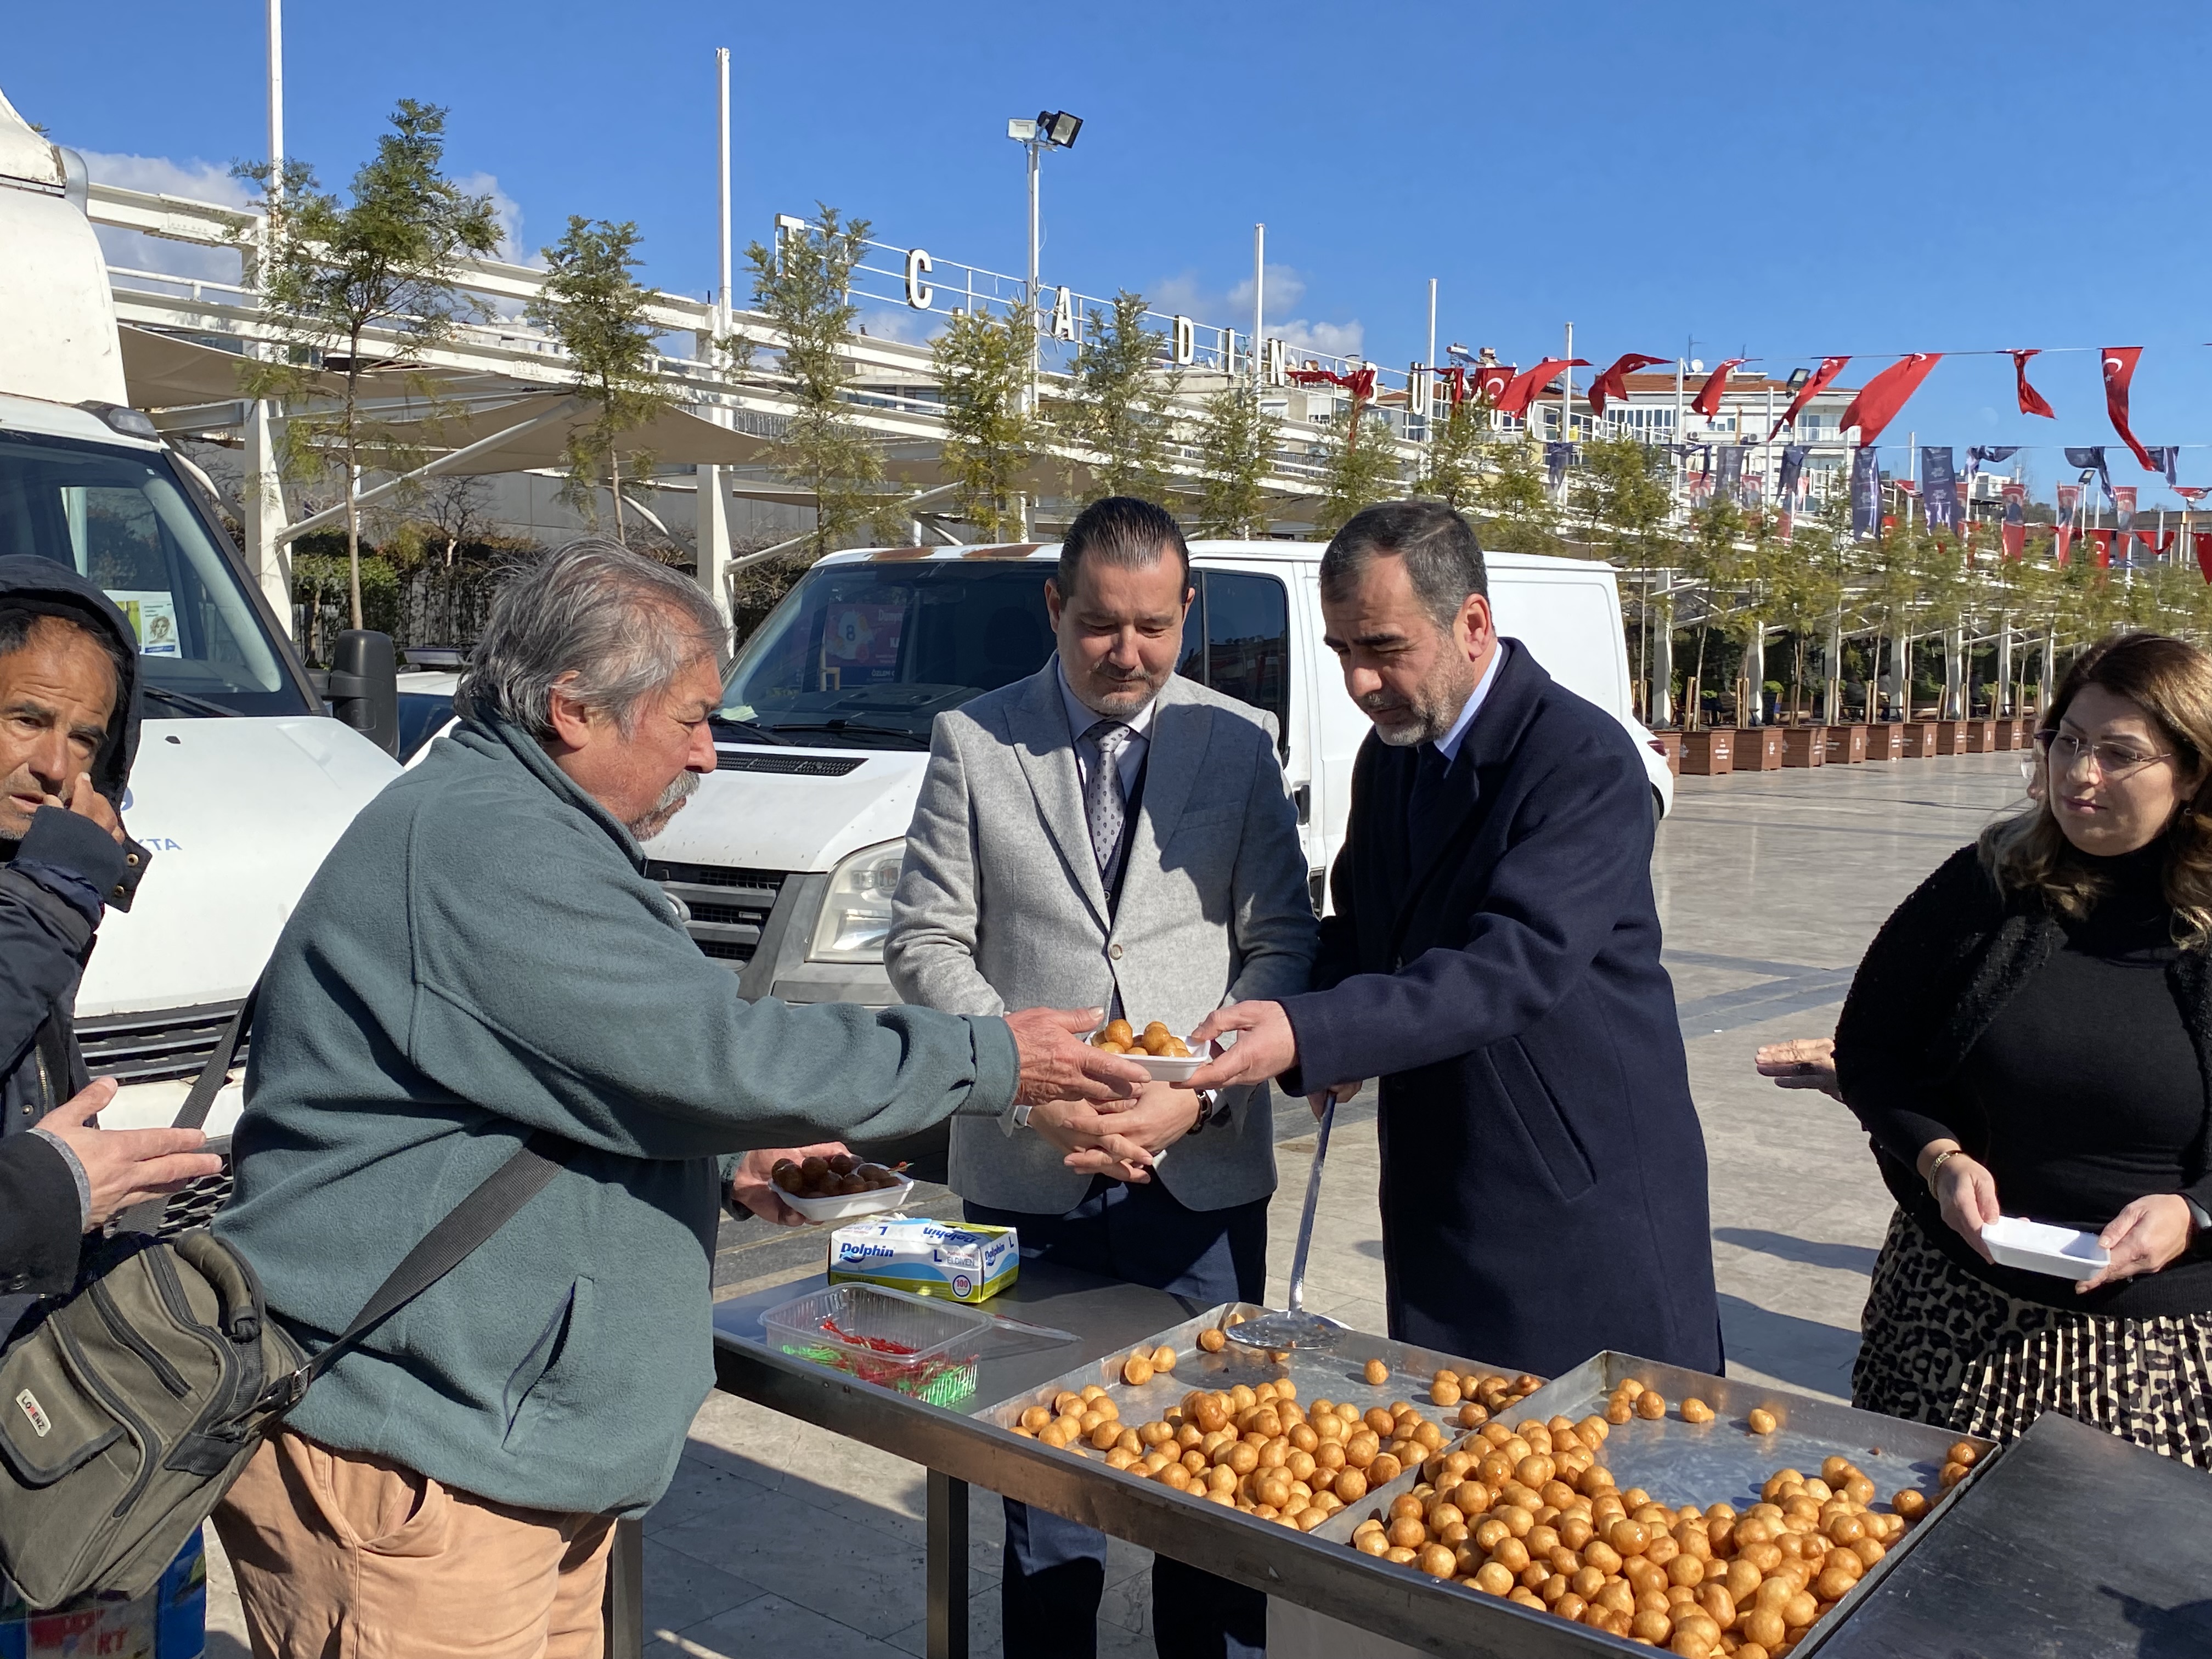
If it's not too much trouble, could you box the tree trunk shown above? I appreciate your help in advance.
[610,449,627,548]
[1690,624,1712,731]
[1651,603,1674,726]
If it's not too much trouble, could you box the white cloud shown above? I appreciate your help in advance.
[855,302,942,346]
[78,150,252,287]
[1150,261,1363,363]
[453,171,534,267]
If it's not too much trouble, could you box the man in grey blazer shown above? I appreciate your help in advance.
[888,496,1315,1659]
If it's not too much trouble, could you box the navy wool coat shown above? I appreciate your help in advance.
[1282,642,1721,1380]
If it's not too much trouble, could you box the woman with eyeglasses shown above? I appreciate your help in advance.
[1835,631,2212,1465]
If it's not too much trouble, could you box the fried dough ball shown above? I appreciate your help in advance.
[1364,1358,1390,1386]
[1197,1327,1226,1353]
[1747,1408,1778,1436]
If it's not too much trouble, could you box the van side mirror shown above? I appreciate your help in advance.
[327,630,399,755]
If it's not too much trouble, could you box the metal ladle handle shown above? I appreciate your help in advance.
[1283,1091,1336,1317]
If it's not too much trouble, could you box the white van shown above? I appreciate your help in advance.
[1,86,400,1155]
[644,540,1669,1009]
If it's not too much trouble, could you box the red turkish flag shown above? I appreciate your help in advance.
[2009,349,2056,419]
[2178,486,2209,504]
[2091,529,2114,569]
[1690,360,1744,417]
[1768,357,1850,438]
[1494,357,1588,418]
[1588,353,1667,416]
[2102,347,2156,471]
[1837,353,1942,445]
[1473,364,1516,405]
[2196,533,2212,582]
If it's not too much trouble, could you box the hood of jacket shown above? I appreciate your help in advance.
[0,554,143,804]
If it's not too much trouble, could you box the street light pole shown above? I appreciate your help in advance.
[1025,130,1041,413]
[267,0,283,189]
[1252,222,1265,410]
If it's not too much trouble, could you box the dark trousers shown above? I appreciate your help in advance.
[966,1177,1270,1659]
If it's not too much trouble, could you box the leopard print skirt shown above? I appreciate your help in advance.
[1852,1209,2212,1469]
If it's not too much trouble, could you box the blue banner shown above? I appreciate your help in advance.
[1921,447,1959,531]
[1713,443,1744,503]
[1778,444,1809,501]
[1966,445,2019,475]
[1850,448,1881,535]
[2064,446,2113,503]
[1544,441,1575,489]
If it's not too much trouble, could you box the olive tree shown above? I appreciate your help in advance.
[236,101,501,627]
[526,217,671,546]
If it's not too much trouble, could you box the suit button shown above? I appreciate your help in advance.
[1109,944,1124,961]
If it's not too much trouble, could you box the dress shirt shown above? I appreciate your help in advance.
[1058,659,1156,795]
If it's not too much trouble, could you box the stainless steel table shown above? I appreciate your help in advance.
[1816,1410,2212,1659]
[709,1264,1655,1659]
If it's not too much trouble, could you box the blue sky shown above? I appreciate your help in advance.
[13,0,2211,505]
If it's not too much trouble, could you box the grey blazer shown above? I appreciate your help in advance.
[887,661,1317,1214]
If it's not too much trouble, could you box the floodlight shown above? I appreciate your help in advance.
[1038,110,1083,148]
[1785,367,1810,391]
[1007,118,1037,142]
[2079,469,2098,484]
[1690,358,1703,372]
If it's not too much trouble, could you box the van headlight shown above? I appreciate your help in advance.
[808,839,908,963]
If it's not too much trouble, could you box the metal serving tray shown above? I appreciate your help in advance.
[1311,1351,1999,1656]
[974,1300,1538,1455]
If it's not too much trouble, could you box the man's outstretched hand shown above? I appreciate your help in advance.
[1184,1000,1299,1093]
[41,1077,223,1229]
[1006,1007,1149,1105]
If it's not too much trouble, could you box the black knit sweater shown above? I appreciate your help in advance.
[1834,842,2212,1317]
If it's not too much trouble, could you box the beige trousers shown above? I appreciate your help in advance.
[211,1427,616,1659]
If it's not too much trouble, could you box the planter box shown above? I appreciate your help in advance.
[1825,724,1869,764]
[1680,730,1733,775]
[1904,723,1944,758]
[1650,731,1682,776]
[1935,720,1971,755]
[2010,718,2032,750]
[1865,724,1906,761]
[1737,727,1785,771]
[1970,719,2002,753]
[1781,726,1827,768]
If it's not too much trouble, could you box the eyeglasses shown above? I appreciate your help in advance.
[2033,729,2174,780]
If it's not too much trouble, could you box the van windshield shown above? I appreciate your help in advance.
[0,430,305,717]
[719,556,1294,751]
[719,561,1055,748]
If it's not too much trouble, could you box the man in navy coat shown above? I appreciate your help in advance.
[1188,501,1720,1379]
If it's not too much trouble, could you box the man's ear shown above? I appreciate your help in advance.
[543,675,596,753]
[1044,577,1064,629]
[1457,593,1495,663]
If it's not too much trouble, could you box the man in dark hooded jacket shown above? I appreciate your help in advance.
[0,555,221,1327]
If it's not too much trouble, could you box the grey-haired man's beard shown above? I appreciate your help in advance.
[627,770,699,840]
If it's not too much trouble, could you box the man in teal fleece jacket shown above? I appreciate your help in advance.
[210,543,1145,1658]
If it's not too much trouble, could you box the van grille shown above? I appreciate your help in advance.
[76,1000,248,1086]
[647,861,785,967]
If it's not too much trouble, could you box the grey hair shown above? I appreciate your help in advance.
[459,538,729,740]
[1319,501,1487,630]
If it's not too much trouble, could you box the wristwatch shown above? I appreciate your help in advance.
[1012,1101,1034,1130]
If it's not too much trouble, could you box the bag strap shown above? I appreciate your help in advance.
[171,983,258,1135]
[114,984,262,1235]
[123,977,579,1412]
[261,1128,575,1411]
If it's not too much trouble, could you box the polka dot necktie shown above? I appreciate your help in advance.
[1081,717,1133,878]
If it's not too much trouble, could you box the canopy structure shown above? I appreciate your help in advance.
[116,326,450,410]
[383,392,780,474]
